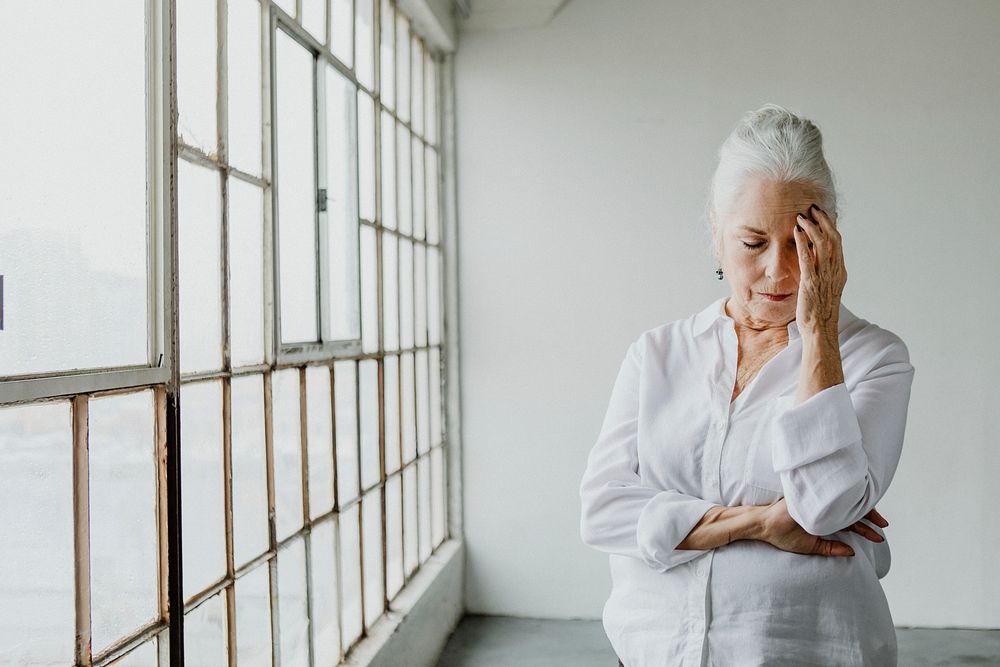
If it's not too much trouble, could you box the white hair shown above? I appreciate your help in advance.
[702,103,843,259]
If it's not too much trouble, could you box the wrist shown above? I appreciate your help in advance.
[728,505,768,544]
[798,332,845,392]
[800,326,840,350]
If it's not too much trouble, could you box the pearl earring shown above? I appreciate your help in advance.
[715,267,724,280]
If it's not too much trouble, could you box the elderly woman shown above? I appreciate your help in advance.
[579,104,915,667]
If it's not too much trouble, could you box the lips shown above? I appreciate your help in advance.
[760,292,792,301]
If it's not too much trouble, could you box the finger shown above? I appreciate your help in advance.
[864,508,888,527]
[797,211,827,259]
[809,204,842,241]
[847,522,884,542]
[808,205,843,267]
[815,538,854,557]
[865,508,889,527]
[794,222,815,273]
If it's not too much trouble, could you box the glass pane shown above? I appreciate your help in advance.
[177,0,217,151]
[330,0,353,67]
[379,110,396,230]
[360,225,378,354]
[231,374,269,566]
[334,360,359,504]
[235,563,272,667]
[414,243,427,348]
[327,213,361,341]
[399,239,414,350]
[395,13,410,123]
[385,474,403,600]
[357,91,376,222]
[179,160,223,374]
[302,0,326,42]
[355,0,375,89]
[359,359,380,489]
[229,178,265,367]
[309,519,341,664]
[403,462,417,576]
[431,445,445,546]
[306,366,334,518]
[228,0,263,174]
[396,122,412,235]
[379,0,394,110]
[273,0,295,16]
[427,246,441,346]
[383,354,401,475]
[272,368,304,541]
[424,50,437,145]
[418,455,432,563]
[381,232,399,352]
[400,352,416,464]
[411,34,423,137]
[339,504,363,647]
[0,2,148,377]
[184,593,227,667]
[277,538,310,667]
[415,349,429,456]
[412,135,425,240]
[109,640,157,666]
[157,628,170,666]
[181,381,225,601]
[90,391,158,653]
[425,147,440,244]
[276,29,318,344]
[0,402,73,665]
[362,490,384,629]
[325,65,361,342]
[430,347,442,447]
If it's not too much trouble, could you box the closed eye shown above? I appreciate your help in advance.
[742,241,764,250]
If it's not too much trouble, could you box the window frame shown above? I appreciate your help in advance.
[0,0,172,407]
[0,0,457,662]
[270,9,364,365]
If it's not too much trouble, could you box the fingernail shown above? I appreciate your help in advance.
[796,213,806,220]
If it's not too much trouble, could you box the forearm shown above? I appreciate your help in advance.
[676,505,766,551]
[794,329,844,406]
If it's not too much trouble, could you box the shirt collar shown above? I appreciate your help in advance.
[692,296,856,340]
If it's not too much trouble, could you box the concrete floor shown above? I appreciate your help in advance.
[436,616,1000,666]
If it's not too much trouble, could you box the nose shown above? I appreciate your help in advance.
[764,243,795,285]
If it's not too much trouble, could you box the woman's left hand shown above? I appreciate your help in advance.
[794,204,847,337]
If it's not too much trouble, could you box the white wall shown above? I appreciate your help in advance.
[454,0,1000,628]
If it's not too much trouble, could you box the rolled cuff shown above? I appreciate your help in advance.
[771,382,863,472]
[635,490,719,572]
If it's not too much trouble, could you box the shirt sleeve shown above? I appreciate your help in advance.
[579,337,720,573]
[768,337,915,537]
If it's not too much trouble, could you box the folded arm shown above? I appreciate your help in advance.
[770,335,915,537]
[579,338,724,572]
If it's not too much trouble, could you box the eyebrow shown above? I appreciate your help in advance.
[737,225,768,234]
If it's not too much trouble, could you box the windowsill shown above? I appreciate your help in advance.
[341,537,465,666]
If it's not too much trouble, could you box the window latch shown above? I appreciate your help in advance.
[317,188,327,212]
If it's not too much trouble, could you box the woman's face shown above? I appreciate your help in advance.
[715,176,832,329]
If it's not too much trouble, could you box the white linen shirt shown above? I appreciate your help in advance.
[579,296,915,667]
